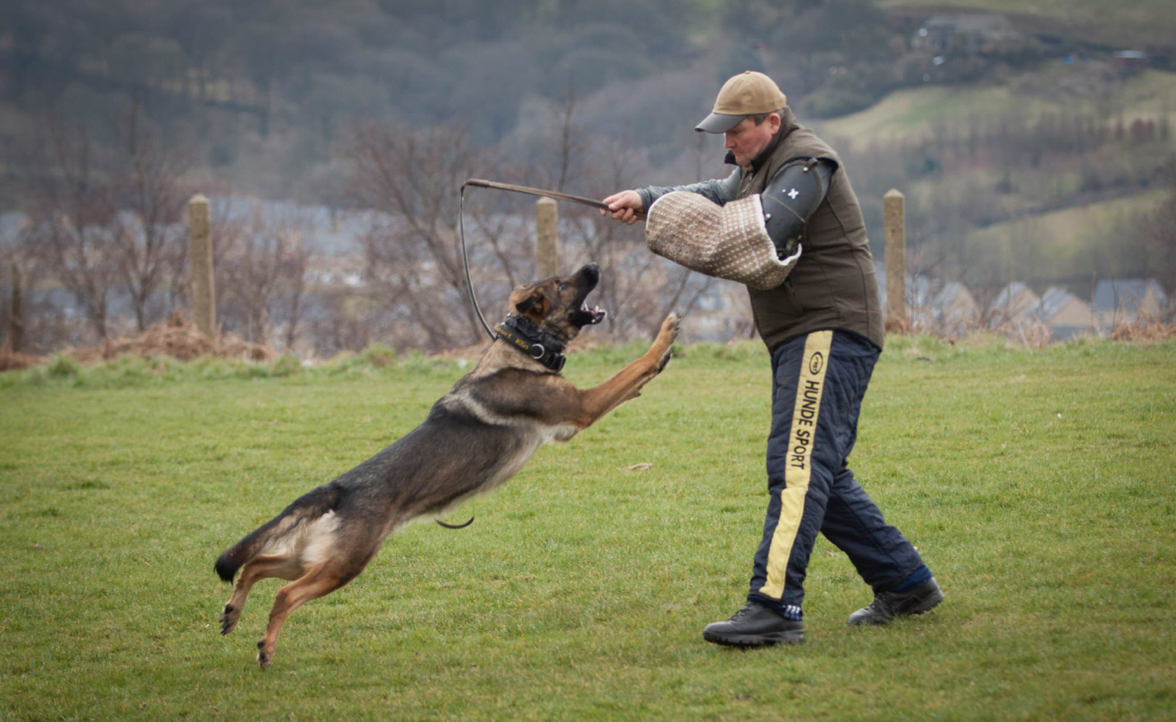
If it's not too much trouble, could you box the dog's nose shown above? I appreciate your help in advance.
[579,264,600,283]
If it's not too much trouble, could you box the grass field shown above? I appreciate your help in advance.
[2,337,1175,721]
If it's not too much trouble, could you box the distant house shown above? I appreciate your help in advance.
[930,282,980,336]
[1092,279,1169,329]
[912,14,1019,55]
[1030,286,1096,340]
[1111,50,1148,71]
[987,282,1039,328]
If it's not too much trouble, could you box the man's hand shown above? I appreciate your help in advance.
[601,190,644,225]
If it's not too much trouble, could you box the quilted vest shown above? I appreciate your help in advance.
[737,111,884,351]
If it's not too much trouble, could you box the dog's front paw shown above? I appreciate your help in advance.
[657,313,681,346]
[653,313,680,371]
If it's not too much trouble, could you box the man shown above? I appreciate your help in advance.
[603,71,942,647]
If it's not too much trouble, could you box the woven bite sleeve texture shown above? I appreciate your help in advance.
[645,191,801,291]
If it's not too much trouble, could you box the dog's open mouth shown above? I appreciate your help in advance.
[571,302,606,326]
[569,264,606,327]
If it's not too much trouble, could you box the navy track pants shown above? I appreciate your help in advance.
[747,329,925,616]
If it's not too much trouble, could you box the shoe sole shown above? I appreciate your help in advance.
[702,629,805,647]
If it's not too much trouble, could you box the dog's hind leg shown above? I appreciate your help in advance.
[256,563,354,669]
[220,554,304,636]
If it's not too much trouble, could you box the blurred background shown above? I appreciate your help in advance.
[1,0,1174,358]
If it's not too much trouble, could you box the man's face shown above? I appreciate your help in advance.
[724,114,781,170]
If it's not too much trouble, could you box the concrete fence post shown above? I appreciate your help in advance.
[536,197,559,279]
[883,189,906,330]
[188,194,216,338]
[8,262,22,353]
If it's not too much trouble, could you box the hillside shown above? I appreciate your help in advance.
[883,0,1176,46]
[813,67,1176,148]
[3,0,1174,204]
[804,54,1175,296]
[2,0,1174,357]
[962,189,1167,290]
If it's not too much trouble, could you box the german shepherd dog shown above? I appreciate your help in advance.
[215,264,679,667]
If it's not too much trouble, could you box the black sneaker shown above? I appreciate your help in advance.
[847,577,944,626]
[702,601,804,647]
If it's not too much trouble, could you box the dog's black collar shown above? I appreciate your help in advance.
[495,315,566,372]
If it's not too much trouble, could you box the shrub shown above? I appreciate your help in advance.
[46,354,81,379]
[358,343,397,368]
[272,354,303,378]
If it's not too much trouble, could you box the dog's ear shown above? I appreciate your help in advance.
[515,292,547,318]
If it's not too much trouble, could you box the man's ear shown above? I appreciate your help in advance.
[515,293,546,317]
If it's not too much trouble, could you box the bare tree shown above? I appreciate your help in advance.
[3,216,69,353]
[514,92,716,340]
[24,115,120,342]
[206,195,247,315]
[279,238,311,351]
[341,121,516,349]
[218,213,314,347]
[1137,156,1176,296]
[559,132,715,340]
[19,105,195,344]
[111,103,194,331]
[1,259,21,353]
[527,86,593,195]
[221,229,277,344]
[308,285,374,356]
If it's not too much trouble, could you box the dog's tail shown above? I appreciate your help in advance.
[435,516,474,530]
[214,483,343,583]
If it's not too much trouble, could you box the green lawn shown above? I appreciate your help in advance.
[2,338,1174,721]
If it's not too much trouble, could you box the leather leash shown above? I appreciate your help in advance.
[458,178,646,343]
[463,178,646,220]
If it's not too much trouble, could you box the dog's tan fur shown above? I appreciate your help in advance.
[215,265,678,667]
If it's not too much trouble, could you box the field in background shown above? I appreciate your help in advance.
[2,338,1174,721]
[965,189,1165,273]
[814,68,1176,151]
[808,59,1176,288]
[881,0,1176,45]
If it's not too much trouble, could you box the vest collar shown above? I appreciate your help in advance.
[494,314,567,372]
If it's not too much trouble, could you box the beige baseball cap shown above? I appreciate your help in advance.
[695,71,788,133]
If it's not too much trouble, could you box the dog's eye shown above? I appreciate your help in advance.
[559,283,568,292]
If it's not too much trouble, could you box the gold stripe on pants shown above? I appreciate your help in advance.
[757,330,832,600]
